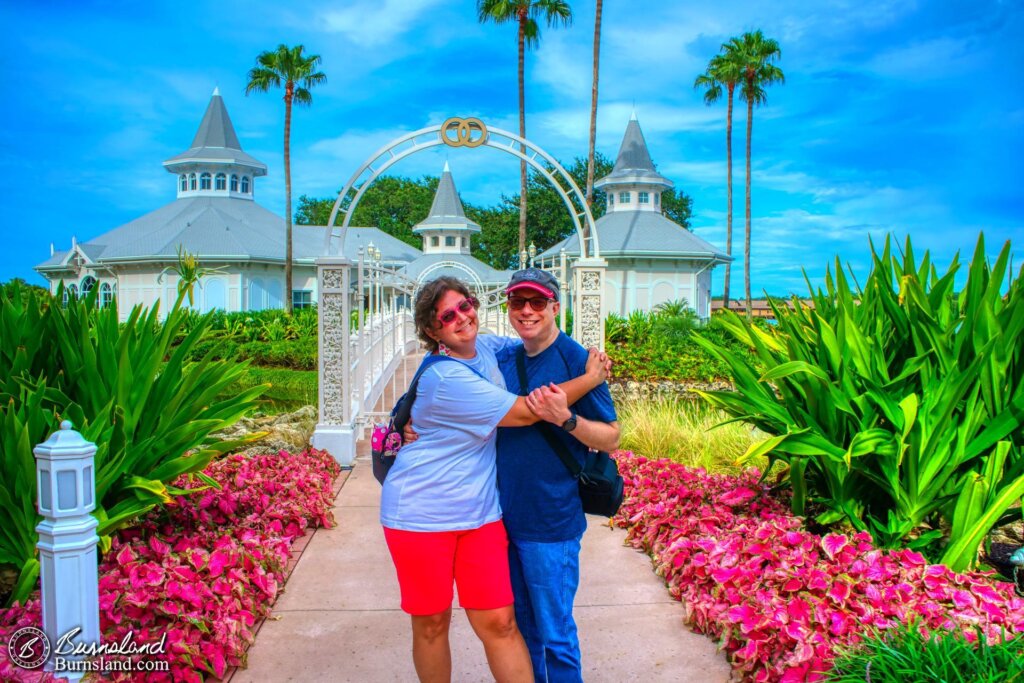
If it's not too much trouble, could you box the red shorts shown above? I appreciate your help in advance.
[383,519,513,616]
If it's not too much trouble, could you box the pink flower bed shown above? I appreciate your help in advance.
[611,451,1024,682]
[0,448,341,683]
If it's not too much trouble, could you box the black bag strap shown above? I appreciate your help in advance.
[516,347,583,479]
[394,354,485,430]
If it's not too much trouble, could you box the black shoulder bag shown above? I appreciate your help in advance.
[515,347,624,517]
[371,354,457,485]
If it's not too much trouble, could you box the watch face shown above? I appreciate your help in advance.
[562,415,577,432]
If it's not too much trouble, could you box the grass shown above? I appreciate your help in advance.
[228,366,318,415]
[826,620,1024,683]
[617,397,766,475]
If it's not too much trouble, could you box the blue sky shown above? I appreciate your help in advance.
[2,0,1021,296]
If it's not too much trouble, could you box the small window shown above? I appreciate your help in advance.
[100,283,113,308]
[654,193,660,206]
[292,290,313,310]
[619,191,631,203]
[609,193,614,205]
[230,175,239,192]
[189,173,197,191]
[241,176,250,193]
[638,191,649,204]
[462,237,468,248]
[179,175,187,192]
[200,173,212,190]
[215,173,227,190]
[431,236,439,247]
[445,236,456,247]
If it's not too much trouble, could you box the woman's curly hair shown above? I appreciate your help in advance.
[413,276,474,353]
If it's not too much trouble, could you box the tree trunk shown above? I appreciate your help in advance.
[586,0,603,220]
[744,92,753,320]
[284,85,294,315]
[723,84,734,311]
[517,19,528,264]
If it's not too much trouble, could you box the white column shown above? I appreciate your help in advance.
[34,421,100,681]
[312,257,357,466]
[572,257,607,351]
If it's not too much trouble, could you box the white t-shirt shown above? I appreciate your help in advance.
[379,335,519,532]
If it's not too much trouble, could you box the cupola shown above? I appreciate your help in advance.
[162,88,267,200]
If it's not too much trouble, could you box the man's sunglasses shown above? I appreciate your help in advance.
[507,295,554,312]
[437,296,479,326]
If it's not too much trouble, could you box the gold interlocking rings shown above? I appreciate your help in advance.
[440,117,488,148]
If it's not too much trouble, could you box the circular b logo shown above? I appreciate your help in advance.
[440,117,488,148]
[8,626,50,670]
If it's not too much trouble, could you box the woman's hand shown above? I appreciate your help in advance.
[525,383,572,425]
[584,348,612,384]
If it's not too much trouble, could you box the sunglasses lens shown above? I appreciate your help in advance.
[439,310,456,324]
[529,299,549,311]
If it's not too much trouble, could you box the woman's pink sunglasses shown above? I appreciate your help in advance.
[437,296,479,326]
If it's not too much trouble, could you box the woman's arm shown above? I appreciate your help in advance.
[497,349,611,427]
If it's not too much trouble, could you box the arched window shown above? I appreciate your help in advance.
[81,276,97,299]
[179,175,187,192]
[189,173,197,190]
[67,283,79,299]
[200,173,212,190]
[241,176,250,193]
[215,173,227,190]
[100,282,113,308]
[230,175,239,192]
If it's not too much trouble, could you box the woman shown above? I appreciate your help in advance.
[380,276,607,683]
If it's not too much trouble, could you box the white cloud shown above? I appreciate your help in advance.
[318,0,446,47]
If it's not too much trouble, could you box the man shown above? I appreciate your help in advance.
[494,268,620,683]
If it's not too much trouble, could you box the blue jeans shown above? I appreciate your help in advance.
[507,535,583,683]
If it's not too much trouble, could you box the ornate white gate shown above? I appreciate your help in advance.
[313,118,607,465]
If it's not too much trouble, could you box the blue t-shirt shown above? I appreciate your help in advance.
[496,332,618,542]
[379,335,518,532]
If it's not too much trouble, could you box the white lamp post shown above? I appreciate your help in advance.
[34,421,100,681]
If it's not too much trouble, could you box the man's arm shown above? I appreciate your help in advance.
[525,384,621,452]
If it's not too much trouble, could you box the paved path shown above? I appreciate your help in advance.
[235,356,731,682]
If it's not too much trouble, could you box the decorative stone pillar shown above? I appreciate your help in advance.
[34,421,100,681]
[572,258,607,351]
[312,256,357,466]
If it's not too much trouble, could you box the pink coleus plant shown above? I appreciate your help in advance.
[0,448,340,682]
[611,451,1024,683]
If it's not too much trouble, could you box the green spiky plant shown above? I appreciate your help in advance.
[694,234,1024,570]
[0,258,267,606]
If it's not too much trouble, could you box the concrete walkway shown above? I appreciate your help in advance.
[234,441,731,682]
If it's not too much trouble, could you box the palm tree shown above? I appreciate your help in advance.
[246,44,326,314]
[477,0,573,263]
[694,53,741,311]
[586,0,603,213]
[731,30,783,318]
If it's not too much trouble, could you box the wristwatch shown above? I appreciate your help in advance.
[561,410,578,433]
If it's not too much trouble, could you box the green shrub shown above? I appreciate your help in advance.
[826,620,1024,683]
[694,234,1024,569]
[0,278,267,606]
[236,338,317,370]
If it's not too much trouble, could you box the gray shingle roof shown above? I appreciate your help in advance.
[413,163,481,233]
[162,90,267,175]
[35,197,420,270]
[595,116,672,190]
[539,211,731,261]
[397,253,512,286]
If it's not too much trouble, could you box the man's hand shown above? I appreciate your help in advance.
[584,348,612,383]
[525,383,572,425]
[402,421,419,444]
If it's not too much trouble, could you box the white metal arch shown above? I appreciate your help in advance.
[319,120,599,261]
[413,260,483,289]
